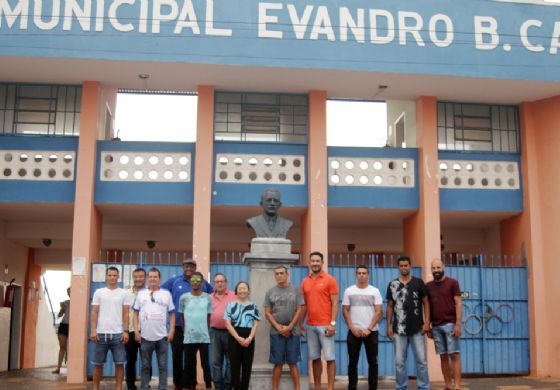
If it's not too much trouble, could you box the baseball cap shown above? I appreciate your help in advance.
[183,258,196,265]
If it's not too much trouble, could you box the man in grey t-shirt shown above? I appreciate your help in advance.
[264,266,305,390]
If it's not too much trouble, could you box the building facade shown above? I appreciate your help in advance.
[1,0,559,382]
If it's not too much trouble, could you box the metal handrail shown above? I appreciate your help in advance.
[41,274,57,327]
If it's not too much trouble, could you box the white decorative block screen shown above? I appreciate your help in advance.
[100,152,191,182]
[328,157,415,187]
[0,150,75,181]
[438,160,519,189]
[215,154,305,184]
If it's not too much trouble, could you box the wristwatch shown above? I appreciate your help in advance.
[330,321,336,326]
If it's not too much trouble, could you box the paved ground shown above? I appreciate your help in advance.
[1,367,559,389]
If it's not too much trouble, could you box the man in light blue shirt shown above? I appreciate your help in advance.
[162,258,213,389]
[179,272,212,389]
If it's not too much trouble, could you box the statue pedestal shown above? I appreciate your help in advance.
[243,238,300,389]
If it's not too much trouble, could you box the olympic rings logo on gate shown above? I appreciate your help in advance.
[462,302,515,336]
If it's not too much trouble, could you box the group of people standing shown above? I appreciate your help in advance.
[87,252,462,390]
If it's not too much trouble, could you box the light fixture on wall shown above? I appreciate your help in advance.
[372,85,388,99]
[146,240,156,249]
[138,73,150,91]
[347,243,356,252]
[42,238,52,247]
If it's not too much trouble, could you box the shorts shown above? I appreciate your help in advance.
[269,334,301,365]
[58,323,69,336]
[306,325,335,361]
[432,323,461,355]
[91,333,127,365]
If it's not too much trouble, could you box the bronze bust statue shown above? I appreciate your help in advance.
[246,188,293,238]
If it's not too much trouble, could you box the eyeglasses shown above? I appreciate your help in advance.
[190,278,202,283]
[150,291,155,303]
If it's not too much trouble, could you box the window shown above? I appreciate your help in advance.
[437,102,519,153]
[0,83,81,136]
[327,99,387,147]
[114,91,197,142]
[214,92,308,143]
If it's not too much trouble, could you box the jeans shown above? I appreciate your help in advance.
[432,323,460,355]
[125,331,140,390]
[92,333,127,365]
[140,337,169,390]
[347,331,378,390]
[394,332,430,390]
[184,343,212,388]
[211,328,231,390]
[269,334,301,365]
[171,326,185,387]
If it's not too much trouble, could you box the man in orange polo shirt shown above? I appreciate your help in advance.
[301,251,339,390]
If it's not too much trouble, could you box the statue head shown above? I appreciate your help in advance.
[260,188,282,217]
[247,187,292,238]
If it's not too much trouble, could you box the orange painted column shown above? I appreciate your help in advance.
[20,249,41,368]
[67,81,104,383]
[192,86,214,278]
[500,97,560,376]
[402,96,441,380]
[301,90,328,266]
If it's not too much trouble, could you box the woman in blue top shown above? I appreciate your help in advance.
[224,281,261,390]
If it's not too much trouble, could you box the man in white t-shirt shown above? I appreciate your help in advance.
[342,265,383,390]
[133,267,175,390]
[90,266,131,390]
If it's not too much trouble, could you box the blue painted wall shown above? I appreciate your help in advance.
[1,1,560,82]
[438,151,523,212]
[212,142,308,206]
[94,141,195,205]
[0,135,78,202]
[328,147,419,209]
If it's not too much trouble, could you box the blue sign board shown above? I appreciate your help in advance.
[1,0,559,81]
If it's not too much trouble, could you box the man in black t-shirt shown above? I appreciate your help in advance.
[386,256,430,390]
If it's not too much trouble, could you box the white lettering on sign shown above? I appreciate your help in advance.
[62,0,91,31]
[0,0,558,56]
[174,0,199,34]
[258,2,282,39]
[34,0,59,30]
[398,11,425,46]
[108,0,134,32]
[550,21,560,54]
[287,3,313,40]
[520,19,544,52]
[309,6,335,41]
[474,16,499,50]
[152,0,178,34]
[370,9,394,44]
[429,14,453,47]
[0,0,29,29]
[205,0,231,36]
[340,7,364,43]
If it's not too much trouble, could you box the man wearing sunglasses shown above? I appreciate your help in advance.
[179,272,213,390]
[133,267,175,390]
[163,258,213,390]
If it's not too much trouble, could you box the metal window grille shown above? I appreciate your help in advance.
[214,92,308,143]
[0,83,81,136]
[437,102,519,153]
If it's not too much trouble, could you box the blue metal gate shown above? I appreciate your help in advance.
[445,258,529,374]
[88,257,529,377]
